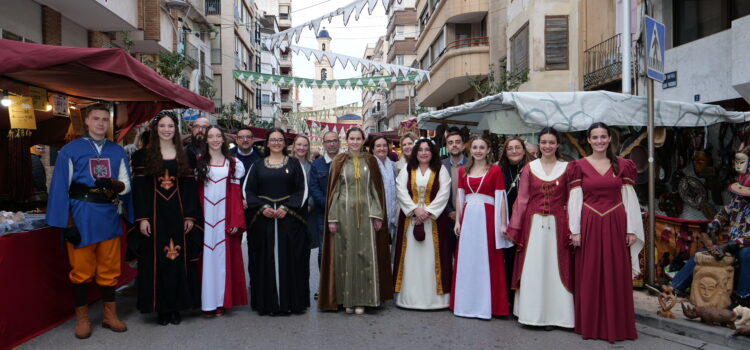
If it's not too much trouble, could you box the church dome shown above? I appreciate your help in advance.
[317,29,331,39]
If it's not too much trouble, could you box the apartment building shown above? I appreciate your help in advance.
[649,0,750,108]
[258,14,281,122]
[256,0,299,116]
[384,0,418,129]
[414,0,492,109]
[579,0,749,110]
[206,0,261,118]
[361,37,389,133]
[507,0,579,92]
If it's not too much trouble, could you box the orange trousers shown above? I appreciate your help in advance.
[66,237,121,286]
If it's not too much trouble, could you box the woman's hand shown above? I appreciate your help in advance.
[139,220,151,237]
[454,222,461,237]
[262,207,276,218]
[328,222,338,234]
[414,208,430,222]
[372,218,383,231]
[626,233,637,247]
[183,219,194,233]
[570,233,581,248]
[275,207,288,219]
[230,227,238,235]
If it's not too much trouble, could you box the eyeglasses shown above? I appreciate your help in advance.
[269,138,285,143]
[323,139,340,144]
[236,136,253,140]
[192,125,209,130]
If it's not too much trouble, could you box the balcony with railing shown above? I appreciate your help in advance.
[416,36,489,107]
[583,33,638,90]
[428,36,488,68]
[280,54,292,67]
[185,42,200,67]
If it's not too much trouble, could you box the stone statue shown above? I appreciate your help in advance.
[657,285,677,319]
[689,252,735,309]
[681,302,737,329]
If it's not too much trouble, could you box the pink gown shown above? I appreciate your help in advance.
[568,158,643,342]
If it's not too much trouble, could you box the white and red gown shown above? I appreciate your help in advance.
[506,160,574,327]
[450,164,513,319]
[199,157,248,312]
[568,158,644,341]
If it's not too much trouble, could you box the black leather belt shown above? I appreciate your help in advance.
[69,182,115,203]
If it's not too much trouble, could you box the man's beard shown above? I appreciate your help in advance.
[191,136,205,149]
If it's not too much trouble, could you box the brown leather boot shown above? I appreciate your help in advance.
[74,305,92,339]
[101,302,127,332]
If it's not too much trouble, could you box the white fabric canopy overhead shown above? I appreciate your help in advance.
[417,91,750,134]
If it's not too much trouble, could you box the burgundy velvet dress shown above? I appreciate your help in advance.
[569,158,639,342]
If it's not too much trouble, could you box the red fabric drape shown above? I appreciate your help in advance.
[0,226,135,350]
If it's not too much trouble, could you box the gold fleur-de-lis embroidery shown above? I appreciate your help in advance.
[158,168,175,190]
[164,238,181,260]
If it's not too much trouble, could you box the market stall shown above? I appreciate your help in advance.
[0,39,215,350]
[417,90,750,286]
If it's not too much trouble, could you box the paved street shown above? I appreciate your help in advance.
[23,247,730,350]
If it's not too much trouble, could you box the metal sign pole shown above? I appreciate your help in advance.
[647,78,656,286]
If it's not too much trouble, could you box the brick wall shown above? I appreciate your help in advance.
[88,31,111,48]
[41,6,61,45]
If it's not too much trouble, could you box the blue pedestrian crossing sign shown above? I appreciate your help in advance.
[645,16,665,81]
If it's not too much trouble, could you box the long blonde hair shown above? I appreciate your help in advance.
[292,135,312,163]
[464,136,494,173]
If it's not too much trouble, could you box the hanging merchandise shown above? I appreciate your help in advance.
[233,70,422,90]
[282,102,360,122]
[265,0,397,48]
[278,44,431,81]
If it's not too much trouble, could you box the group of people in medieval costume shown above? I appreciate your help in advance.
[48,104,643,343]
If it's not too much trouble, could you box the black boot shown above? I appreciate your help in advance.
[170,312,182,325]
[157,313,170,326]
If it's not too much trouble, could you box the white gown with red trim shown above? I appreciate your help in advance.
[202,159,245,311]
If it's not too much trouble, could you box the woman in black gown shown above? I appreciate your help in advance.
[244,128,310,315]
[132,112,200,325]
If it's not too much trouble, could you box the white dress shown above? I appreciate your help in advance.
[201,158,245,311]
[512,160,574,327]
[395,166,452,309]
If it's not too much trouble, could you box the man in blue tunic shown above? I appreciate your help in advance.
[46,104,133,339]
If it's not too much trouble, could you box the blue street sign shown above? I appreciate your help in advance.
[183,109,201,121]
[646,16,665,81]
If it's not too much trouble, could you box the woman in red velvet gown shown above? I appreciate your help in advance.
[568,122,644,342]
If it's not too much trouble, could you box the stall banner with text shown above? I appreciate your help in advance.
[9,96,37,130]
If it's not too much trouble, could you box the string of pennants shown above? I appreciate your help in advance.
[265,0,400,49]
[233,70,421,91]
[279,44,430,81]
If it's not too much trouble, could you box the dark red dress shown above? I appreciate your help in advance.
[569,158,638,342]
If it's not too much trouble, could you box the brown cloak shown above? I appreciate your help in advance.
[318,152,394,310]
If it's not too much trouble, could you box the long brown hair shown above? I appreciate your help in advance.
[465,136,495,173]
[407,138,442,173]
[144,112,190,176]
[586,122,619,175]
[498,136,532,168]
[196,126,236,184]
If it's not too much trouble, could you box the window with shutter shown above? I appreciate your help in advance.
[545,16,569,70]
[510,22,529,73]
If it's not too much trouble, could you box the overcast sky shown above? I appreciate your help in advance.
[291,0,388,108]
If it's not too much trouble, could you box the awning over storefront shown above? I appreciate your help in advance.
[0,39,215,141]
[417,91,750,134]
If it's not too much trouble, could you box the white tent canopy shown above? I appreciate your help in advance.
[417,91,750,134]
